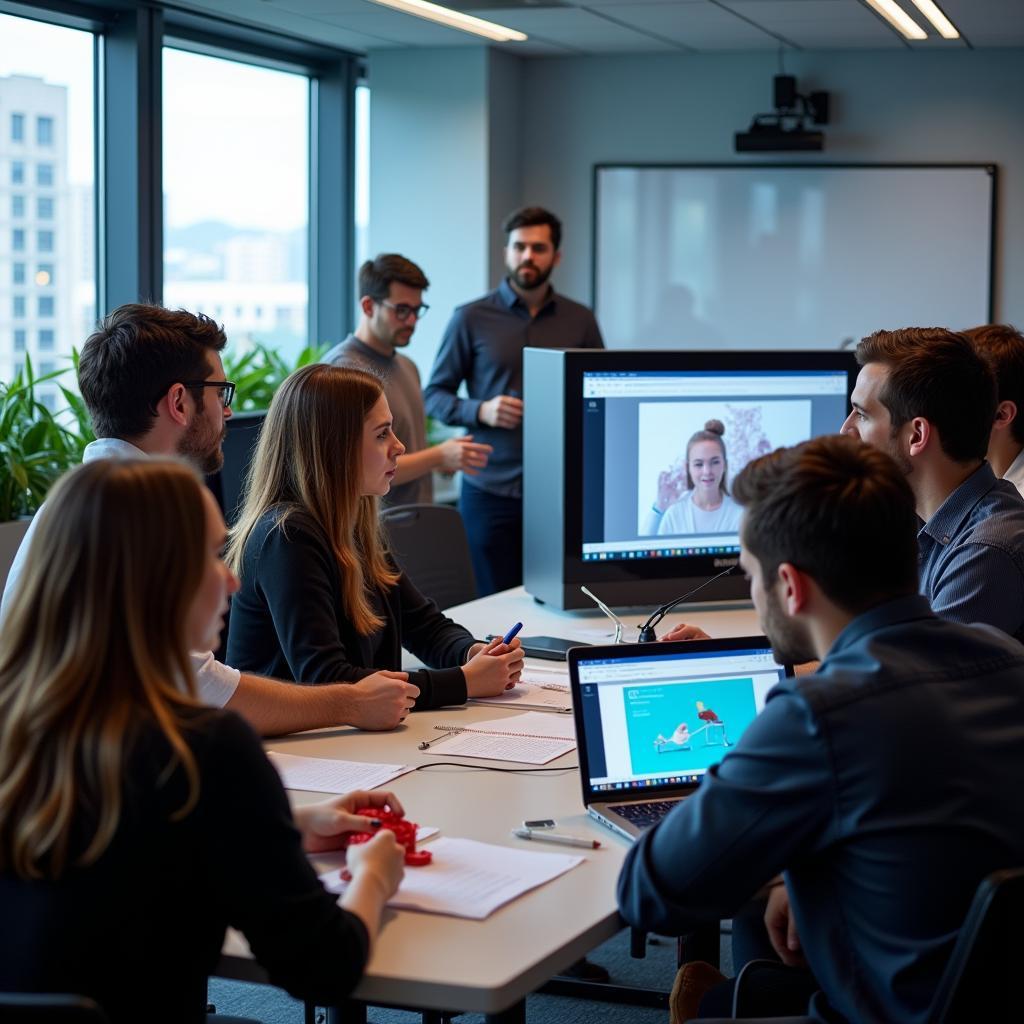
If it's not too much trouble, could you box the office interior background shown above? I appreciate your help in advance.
[1,0,1023,403]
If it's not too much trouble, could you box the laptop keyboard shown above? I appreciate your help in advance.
[610,799,683,830]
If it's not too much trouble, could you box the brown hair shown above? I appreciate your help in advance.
[0,460,206,880]
[733,435,919,615]
[227,364,399,635]
[963,324,1024,445]
[502,206,562,250]
[78,304,227,439]
[358,254,429,303]
[685,418,729,494]
[855,327,996,463]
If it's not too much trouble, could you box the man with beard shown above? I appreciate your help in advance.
[424,206,603,595]
[322,254,492,508]
[618,435,1024,1023]
[840,327,1024,641]
[1,304,418,735]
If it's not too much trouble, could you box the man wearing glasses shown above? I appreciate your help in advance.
[323,254,493,508]
[1,303,419,736]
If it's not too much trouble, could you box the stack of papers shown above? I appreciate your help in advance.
[319,836,584,919]
[425,711,576,765]
[267,751,412,793]
[468,663,573,712]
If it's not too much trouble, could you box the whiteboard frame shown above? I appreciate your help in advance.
[591,163,997,337]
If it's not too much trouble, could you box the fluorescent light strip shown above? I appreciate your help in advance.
[863,0,927,40]
[366,0,528,42]
[908,0,960,39]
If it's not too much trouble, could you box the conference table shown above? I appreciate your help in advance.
[217,587,760,1022]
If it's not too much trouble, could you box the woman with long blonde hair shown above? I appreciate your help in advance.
[225,364,521,711]
[0,459,405,1021]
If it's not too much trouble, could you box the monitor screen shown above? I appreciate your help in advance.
[574,643,788,796]
[581,368,849,563]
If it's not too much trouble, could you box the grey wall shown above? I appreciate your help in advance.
[520,48,1024,329]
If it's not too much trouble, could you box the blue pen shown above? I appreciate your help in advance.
[501,621,524,645]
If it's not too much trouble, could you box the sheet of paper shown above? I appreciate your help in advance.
[468,679,572,712]
[319,836,584,919]
[467,711,576,740]
[267,751,412,794]
[435,731,575,765]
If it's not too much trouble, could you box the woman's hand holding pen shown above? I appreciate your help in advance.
[463,636,524,696]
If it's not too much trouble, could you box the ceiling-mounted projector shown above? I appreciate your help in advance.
[735,75,830,153]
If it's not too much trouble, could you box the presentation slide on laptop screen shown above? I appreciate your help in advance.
[581,370,849,562]
[576,648,787,791]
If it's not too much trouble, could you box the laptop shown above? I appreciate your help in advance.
[568,636,793,841]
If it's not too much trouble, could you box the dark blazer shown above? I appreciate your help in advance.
[226,506,475,709]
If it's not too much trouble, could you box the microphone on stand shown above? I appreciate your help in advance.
[580,585,629,644]
[637,565,738,643]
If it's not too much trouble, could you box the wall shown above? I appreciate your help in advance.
[519,48,1024,328]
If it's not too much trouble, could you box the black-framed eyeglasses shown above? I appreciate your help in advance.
[180,380,236,408]
[379,300,429,322]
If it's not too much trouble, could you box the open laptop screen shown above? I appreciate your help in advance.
[572,640,789,799]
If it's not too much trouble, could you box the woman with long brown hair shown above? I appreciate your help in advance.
[0,459,405,1021]
[225,364,521,712]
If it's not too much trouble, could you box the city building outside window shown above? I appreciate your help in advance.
[13,295,26,318]
[12,194,25,217]
[36,115,53,145]
[163,47,309,362]
[1,13,96,397]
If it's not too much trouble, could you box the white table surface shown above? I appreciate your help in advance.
[218,589,759,1014]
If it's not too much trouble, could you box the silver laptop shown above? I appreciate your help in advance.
[568,637,793,841]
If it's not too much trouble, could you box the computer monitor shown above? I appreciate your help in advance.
[523,348,857,610]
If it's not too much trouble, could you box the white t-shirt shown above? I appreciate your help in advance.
[645,490,743,536]
[0,437,240,708]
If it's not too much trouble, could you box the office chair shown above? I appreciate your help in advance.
[689,865,1024,1024]
[0,994,110,1023]
[381,504,478,610]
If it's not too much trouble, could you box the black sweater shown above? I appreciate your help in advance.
[226,507,475,709]
[0,710,369,1023]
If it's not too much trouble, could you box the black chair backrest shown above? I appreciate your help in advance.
[205,409,267,527]
[930,866,1024,1022]
[381,503,478,611]
[0,994,109,1023]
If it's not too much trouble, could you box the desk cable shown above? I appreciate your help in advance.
[415,762,578,774]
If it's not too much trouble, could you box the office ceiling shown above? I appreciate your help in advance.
[175,0,1024,57]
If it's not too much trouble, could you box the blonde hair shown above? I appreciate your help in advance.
[686,418,729,494]
[227,364,399,635]
[0,459,207,880]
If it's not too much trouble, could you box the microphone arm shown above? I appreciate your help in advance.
[637,565,738,643]
[580,585,626,644]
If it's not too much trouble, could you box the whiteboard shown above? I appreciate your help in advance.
[593,165,995,350]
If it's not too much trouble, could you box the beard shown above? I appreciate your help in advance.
[885,430,913,476]
[179,416,225,475]
[760,586,817,666]
[509,261,553,291]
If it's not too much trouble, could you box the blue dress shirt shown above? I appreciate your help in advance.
[617,594,1024,1024]
[918,461,1024,641]
[424,279,603,498]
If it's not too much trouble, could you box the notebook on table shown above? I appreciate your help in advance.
[568,637,793,841]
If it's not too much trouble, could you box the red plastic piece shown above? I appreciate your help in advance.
[342,807,433,867]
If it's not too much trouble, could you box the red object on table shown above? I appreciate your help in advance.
[343,807,433,867]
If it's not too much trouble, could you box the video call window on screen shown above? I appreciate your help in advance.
[581,370,849,564]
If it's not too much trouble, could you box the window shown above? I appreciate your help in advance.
[36,115,54,145]
[12,195,25,217]
[39,361,55,375]
[38,328,55,351]
[13,296,26,318]
[163,47,309,360]
[1,12,95,396]
[13,330,27,352]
